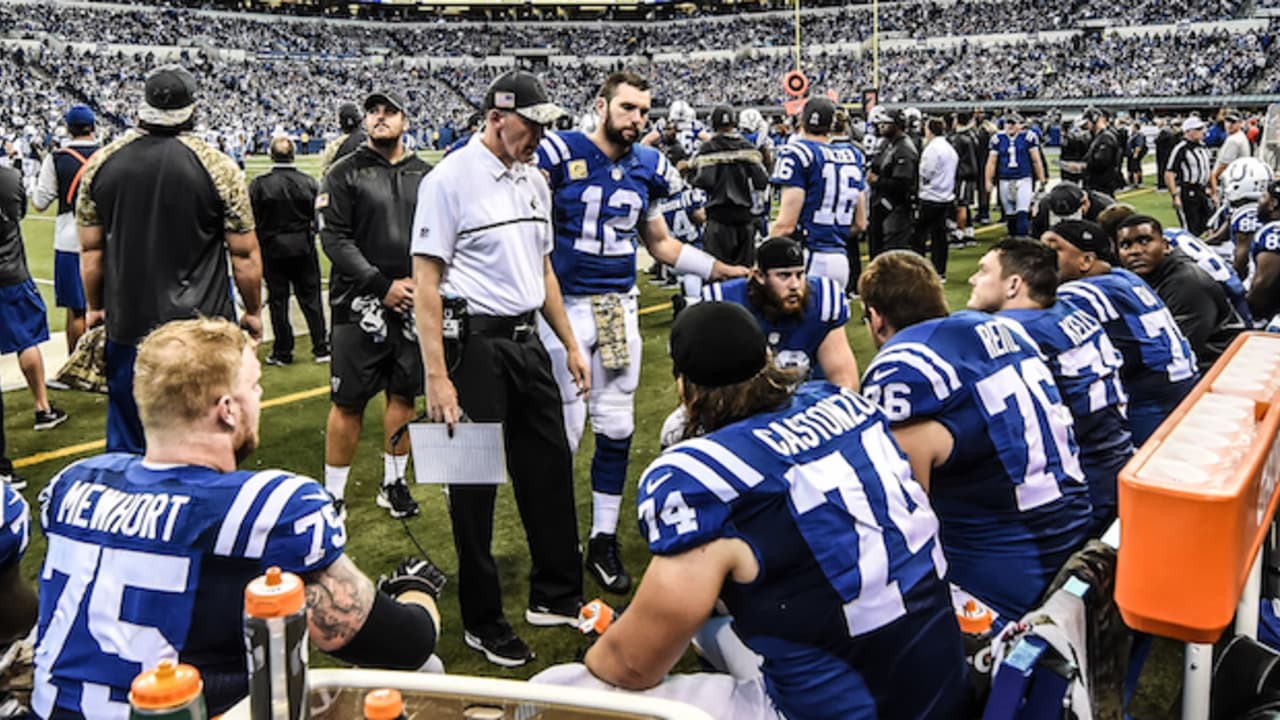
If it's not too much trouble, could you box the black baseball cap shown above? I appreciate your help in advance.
[139,65,197,126]
[670,302,768,387]
[364,91,406,114]
[338,102,361,130]
[1051,220,1111,256]
[483,71,564,126]
[801,97,836,132]
[711,105,736,130]
[1225,112,1243,124]
[757,237,805,271]
[1047,183,1086,219]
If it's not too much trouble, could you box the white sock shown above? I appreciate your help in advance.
[324,465,350,500]
[384,453,408,487]
[591,492,623,538]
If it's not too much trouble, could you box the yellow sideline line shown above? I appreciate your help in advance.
[13,387,333,469]
[14,186,1160,468]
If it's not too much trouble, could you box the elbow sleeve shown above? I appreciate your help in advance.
[328,590,437,670]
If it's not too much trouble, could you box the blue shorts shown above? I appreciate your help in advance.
[54,250,86,311]
[0,279,50,355]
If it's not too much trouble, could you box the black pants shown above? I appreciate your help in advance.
[918,200,954,278]
[870,204,915,257]
[265,252,328,360]
[1177,185,1213,236]
[846,232,864,294]
[702,217,756,267]
[447,330,582,638]
[976,178,991,221]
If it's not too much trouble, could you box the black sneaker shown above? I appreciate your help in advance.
[586,533,632,594]
[525,603,582,628]
[464,629,535,668]
[265,355,293,366]
[376,479,419,519]
[34,406,68,431]
[328,492,347,524]
[0,473,26,491]
[313,353,331,364]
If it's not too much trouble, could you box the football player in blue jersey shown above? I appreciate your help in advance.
[1045,220,1198,446]
[536,72,743,595]
[738,108,775,239]
[967,238,1133,535]
[536,301,971,720]
[984,113,1045,238]
[655,174,707,310]
[643,100,708,158]
[1,480,35,645]
[770,97,867,289]
[702,236,859,388]
[1138,208,1254,327]
[33,318,443,718]
[859,250,1093,622]
[1206,157,1274,282]
[1247,180,1280,323]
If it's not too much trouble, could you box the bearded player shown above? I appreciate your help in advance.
[536,72,745,594]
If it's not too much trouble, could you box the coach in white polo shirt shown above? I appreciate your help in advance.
[412,70,589,668]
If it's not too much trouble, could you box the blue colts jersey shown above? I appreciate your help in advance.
[1250,220,1280,263]
[538,131,678,296]
[770,138,865,254]
[703,276,849,380]
[637,383,969,720]
[34,455,346,718]
[742,130,774,217]
[1235,204,1263,238]
[999,304,1133,531]
[1165,227,1253,326]
[990,130,1040,180]
[1058,269,1198,407]
[655,188,705,246]
[861,311,1092,620]
[1,482,29,570]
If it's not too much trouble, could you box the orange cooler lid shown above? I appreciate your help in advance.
[244,566,305,618]
[364,688,404,720]
[130,659,203,710]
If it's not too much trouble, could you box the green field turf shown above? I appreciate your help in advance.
[5,149,1186,715]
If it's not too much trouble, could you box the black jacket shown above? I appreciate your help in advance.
[249,165,319,259]
[0,166,28,287]
[870,133,919,210]
[319,145,431,323]
[691,133,769,224]
[949,128,980,182]
[1144,250,1244,371]
[1084,127,1123,195]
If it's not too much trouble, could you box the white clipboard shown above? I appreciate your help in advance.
[407,423,507,485]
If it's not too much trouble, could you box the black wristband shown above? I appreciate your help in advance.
[328,590,437,670]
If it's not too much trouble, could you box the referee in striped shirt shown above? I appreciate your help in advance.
[1165,115,1215,235]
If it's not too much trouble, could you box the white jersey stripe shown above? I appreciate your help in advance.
[539,137,562,166]
[1059,281,1118,321]
[654,452,739,503]
[243,475,311,558]
[680,438,765,489]
[214,470,287,556]
[867,348,958,402]
[887,342,962,390]
[547,132,571,163]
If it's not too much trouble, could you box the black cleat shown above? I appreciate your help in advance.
[586,533,632,594]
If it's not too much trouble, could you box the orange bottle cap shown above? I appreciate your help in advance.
[244,566,305,618]
[364,688,404,720]
[956,598,994,635]
[129,659,203,710]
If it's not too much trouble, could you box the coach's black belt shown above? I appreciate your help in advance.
[469,311,537,341]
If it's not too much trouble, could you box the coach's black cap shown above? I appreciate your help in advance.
[710,105,736,130]
[364,91,407,114]
[670,302,767,387]
[1225,112,1243,124]
[140,65,197,126]
[1047,183,1086,220]
[484,70,564,126]
[757,237,805,271]
[801,97,836,132]
[1051,219,1111,256]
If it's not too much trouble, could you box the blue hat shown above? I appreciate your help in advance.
[64,105,95,126]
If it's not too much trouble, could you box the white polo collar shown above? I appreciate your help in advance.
[468,133,532,181]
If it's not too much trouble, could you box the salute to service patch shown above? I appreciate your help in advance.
[315,192,329,209]
[568,159,589,180]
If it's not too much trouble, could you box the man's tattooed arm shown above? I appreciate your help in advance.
[302,555,375,651]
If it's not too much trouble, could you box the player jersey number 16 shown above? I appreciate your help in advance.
[815,163,862,227]
[576,185,645,256]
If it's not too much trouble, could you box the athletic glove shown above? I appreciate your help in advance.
[378,557,447,600]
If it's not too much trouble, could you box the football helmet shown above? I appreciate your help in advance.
[1223,158,1274,205]
[669,100,695,125]
[739,108,766,135]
